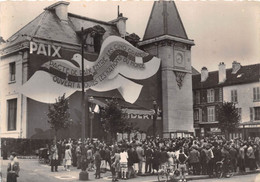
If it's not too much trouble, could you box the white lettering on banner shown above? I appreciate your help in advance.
[21,36,161,104]
[30,42,61,58]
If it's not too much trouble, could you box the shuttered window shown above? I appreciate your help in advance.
[253,87,260,101]
[7,99,17,131]
[207,106,215,122]
[231,90,238,103]
[255,107,260,120]
[207,89,215,103]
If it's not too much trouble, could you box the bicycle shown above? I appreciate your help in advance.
[158,164,181,182]
[215,160,234,179]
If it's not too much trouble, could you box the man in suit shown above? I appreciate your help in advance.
[7,152,20,182]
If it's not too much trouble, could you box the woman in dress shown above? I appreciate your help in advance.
[64,145,72,171]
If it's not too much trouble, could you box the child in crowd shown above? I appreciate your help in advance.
[120,148,128,180]
[65,145,72,171]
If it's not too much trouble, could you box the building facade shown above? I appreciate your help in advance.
[0,1,195,139]
[193,61,260,138]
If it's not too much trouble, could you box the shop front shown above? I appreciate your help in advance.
[239,121,260,139]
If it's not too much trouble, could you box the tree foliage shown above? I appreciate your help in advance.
[47,94,72,140]
[100,99,133,140]
[218,102,240,137]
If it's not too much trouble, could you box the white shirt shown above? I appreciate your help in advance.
[120,151,128,163]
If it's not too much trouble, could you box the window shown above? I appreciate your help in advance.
[207,106,215,122]
[194,109,202,122]
[231,90,238,103]
[7,99,17,131]
[9,62,16,82]
[194,109,199,121]
[253,87,260,101]
[207,89,215,103]
[195,91,200,104]
[255,107,260,120]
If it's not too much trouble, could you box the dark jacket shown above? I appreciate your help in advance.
[189,149,200,163]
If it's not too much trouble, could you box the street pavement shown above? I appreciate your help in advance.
[1,159,260,182]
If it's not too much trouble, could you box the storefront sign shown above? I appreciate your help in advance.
[123,108,161,120]
[21,36,161,104]
[239,124,260,128]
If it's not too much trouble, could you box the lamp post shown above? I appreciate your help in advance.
[77,27,96,181]
[153,100,158,138]
[89,96,94,139]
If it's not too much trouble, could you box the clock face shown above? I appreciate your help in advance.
[176,52,184,64]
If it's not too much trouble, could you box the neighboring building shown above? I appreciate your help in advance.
[193,61,260,138]
[0,1,195,139]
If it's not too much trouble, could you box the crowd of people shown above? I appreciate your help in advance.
[45,135,260,181]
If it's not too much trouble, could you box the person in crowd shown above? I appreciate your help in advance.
[159,147,169,168]
[71,142,77,167]
[206,144,214,177]
[145,145,153,173]
[50,141,59,172]
[76,142,82,169]
[105,146,112,170]
[94,148,102,179]
[87,146,94,171]
[136,143,144,174]
[200,145,209,175]
[229,144,238,173]
[238,143,246,173]
[188,146,200,175]
[127,145,136,179]
[7,152,20,182]
[221,145,231,177]
[177,149,188,182]
[119,147,128,179]
[112,148,121,181]
[152,147,160,174]
[64,145,72,171]
[247,143,256,171]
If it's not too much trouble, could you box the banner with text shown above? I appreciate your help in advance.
[20,36,161,104]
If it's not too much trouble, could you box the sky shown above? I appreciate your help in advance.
[0,1,259,72]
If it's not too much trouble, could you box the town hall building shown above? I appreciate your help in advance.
[0,1,196,140]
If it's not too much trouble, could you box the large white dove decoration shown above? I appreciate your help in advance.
[19,36,161,104]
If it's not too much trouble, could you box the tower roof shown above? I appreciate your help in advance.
[143,1,188,41]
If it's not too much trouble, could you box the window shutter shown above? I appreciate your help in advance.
[199,108,202,122]
[202,107,207,122]
[250,107,254,121]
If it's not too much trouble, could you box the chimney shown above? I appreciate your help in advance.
[232,61,241,74]
[110,13,128,38]
[201,67,208,82]
[218,62,226,83]
[45,1,69,22]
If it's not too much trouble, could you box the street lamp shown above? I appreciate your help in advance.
[77,27,97,181]
[153,100,158,138]
[89,96,94,139]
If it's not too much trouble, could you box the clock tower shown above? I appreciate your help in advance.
[139,1,195,137]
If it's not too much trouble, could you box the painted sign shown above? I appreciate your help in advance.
[20,36,161,104]
[123,108,161,120]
